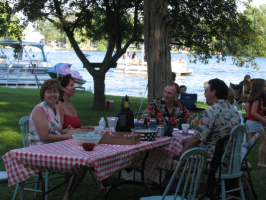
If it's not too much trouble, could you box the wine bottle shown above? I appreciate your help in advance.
[142,118,149,129]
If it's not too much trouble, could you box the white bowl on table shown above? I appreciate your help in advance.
[72,132,102,147]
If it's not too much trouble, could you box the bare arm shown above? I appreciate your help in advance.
[32,107,73,143]
[181,137,201,154]
[251,100,266,123]
[57,102,65,127]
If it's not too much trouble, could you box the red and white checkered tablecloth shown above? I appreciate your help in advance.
[131,131,192,184]
[2,137,171,186]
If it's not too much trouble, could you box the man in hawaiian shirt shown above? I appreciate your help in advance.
[141,82,189,129]
[181,78,241,154]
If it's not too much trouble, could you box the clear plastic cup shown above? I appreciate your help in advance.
[181,124,190,135]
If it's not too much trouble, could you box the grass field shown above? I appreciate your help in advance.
[0,86,265,200]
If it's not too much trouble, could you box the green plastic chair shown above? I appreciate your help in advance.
[216,124,246,200]
[0,170,8,185]
[12,116,69,200]
[12,116,48,200]
[140,147,209,200]
[241,132,259,200]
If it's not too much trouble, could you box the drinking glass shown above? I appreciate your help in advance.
[107,117,118,133]
[181,123,190,135]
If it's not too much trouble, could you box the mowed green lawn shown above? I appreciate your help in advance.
[0,87,265,200]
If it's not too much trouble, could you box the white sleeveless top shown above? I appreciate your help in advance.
[29,101,62,146]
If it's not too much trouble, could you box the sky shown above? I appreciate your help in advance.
[250,0,264,7]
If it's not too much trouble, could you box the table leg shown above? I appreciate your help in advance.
[67,174,77,200]
[18,181,25,200]
[105,151,152,198]
[37,171,46,200]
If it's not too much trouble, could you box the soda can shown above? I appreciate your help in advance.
[156,125,164,137]
[150,118,156,125]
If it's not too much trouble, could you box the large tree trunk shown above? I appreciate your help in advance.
[65,28,108,110]
[144,0,172,102]
[92,70,106,109]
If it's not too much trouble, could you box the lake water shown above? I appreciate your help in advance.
[3,49,266,101]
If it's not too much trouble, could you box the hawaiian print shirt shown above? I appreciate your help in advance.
[194,99,241,145]
[29,101,62,146]
[141,97,190,128]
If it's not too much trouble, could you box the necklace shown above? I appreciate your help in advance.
[65,102,73,109]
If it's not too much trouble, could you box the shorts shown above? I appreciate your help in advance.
[246,120,263,133]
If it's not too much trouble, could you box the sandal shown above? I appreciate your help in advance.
[98,183,111,191]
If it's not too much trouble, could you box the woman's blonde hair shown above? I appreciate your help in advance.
[227,87,235,105]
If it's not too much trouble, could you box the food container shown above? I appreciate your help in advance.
[72,133,102,151]
[133,128,157,141]
[99,132,140,145]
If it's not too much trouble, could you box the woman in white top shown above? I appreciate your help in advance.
[29,79,73,145]
[29,79,85,200]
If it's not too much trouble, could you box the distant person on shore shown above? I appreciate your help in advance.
[178,57,185,63]
[180,85,187,93]
[123,51,130,60]
[132,52,141,64]
[246,78,266,167]
[239,75,251,86]
[239,74,251,101]
[178,57,186,68]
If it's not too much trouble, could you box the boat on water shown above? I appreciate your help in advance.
[0,40,51,88]
[114,57,193,76]
[0,41,87,88]
[47,62,87,87]
[171,57,193,76]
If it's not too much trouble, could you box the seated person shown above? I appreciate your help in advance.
[181,78,241,155]
[239,74,251,89]
[140,82,190,131]
[58,74,109,193]
[123,51,130,60]
[131,52,141,64]
[57,74,93,131]
[29,79,73,146]
[179,85,187,93]
[29,79,82,200]
[177,85,187,103]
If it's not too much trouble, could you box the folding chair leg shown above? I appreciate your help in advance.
[34,175,40,197]
[220,180,226,200]
[238,177,245,200]
[88,168,98,188]
[45,170,49,200]
[12,183,19,200]
[246,169,258,200]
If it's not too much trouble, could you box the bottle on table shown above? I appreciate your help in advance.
[124,95,130,109]
[142,118,149,129]
[99,117,106,130]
